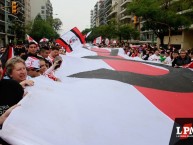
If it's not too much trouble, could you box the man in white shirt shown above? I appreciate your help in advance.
[148,50,160,62]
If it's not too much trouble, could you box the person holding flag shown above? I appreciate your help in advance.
[21,42,41,61]
[0,59,24,145]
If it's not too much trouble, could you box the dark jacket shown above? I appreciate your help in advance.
[172,56,191,67]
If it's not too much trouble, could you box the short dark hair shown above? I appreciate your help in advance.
[173,50,179,54]
[51,46,59,51]
[27,42,37,48]
[39,46,49,52]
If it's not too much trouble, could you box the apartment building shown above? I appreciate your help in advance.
[91,0,193,48]
[106,0,122,23]
[30,0,53,20]
[90,1,100,28]
[24,0,31,24]
[0,0,5,46]
[119,0,132,24]
[90,10,94,28]
[91,0,132,26]
[0,0,25,46]
[104,0,112,22]
[98,0,106,25]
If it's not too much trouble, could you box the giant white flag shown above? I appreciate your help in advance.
[56,27,86,53]
[0,46,193,145]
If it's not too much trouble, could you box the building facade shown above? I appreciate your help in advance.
[106,0,120,23]
[24,0,31,24]
[91,0,131,27]
[104,0,112,23]
[90,0,193,49]
[120,0,132,24]
[0,0,6,46]
[30,0,53,20]
[98,0,106,26]
[90,1,99,28]
[0,0,25,46]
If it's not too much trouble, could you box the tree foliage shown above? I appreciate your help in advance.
[12,21,25,43]
[127,0,193,45]
[29,14,60,42]
[118,24,140,40]
[52,18,63,31]
[82,19,139,43]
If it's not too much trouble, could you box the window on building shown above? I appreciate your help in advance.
[41,10,45,14]
[41,6,45,9]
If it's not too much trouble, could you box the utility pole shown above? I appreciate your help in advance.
[1,0,11,45]
[4,0,8,45]
[1,1,20,45]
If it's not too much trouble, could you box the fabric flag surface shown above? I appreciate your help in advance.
[86,31,92,38]
[0,46,193,145]
[0,46,14,78]
[93,36,102,45]
[26,34,38,44]
[56,27,86,53]
[39,38,49,42]
[0,46,14,69]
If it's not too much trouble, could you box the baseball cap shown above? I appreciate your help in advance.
[25,57,40,70]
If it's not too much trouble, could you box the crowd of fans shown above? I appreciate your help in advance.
[96,40,193,68]
[122,43,193,68]
[0,42,65,144]
[0,40,193,144]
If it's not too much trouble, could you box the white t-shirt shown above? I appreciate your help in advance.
[164,56,172,64]
[148,54,160,62]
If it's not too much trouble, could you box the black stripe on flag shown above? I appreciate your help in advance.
[71,27,85,44]
[58,38,73,52]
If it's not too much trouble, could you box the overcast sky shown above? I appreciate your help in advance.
[50,0,97,34]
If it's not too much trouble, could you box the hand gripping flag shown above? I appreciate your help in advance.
[0,47,193,145]
[55,27,86,53]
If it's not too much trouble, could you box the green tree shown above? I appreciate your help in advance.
[82,28,91,35]
[46,17,63,31]
[127,0,193,46]
[82,19,139,43]
[118,24,140,41]
[52,18,63,31]
[29,14,59,41]
[25,21,33,35]
[12,20,25,43]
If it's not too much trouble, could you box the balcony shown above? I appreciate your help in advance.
[105,4,111,12]
[108,4,118,18]
[105,0,112,7]
[120,15,131,21]
[120,0,132,7]
[0,20,5,26]
[0,0,5,5]
[120,8,126,14]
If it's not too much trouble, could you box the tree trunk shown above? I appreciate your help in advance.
[119,35,122,42]
[168,27,171,46]
[159,35,164,47]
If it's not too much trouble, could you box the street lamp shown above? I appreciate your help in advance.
[53,14,58,17]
